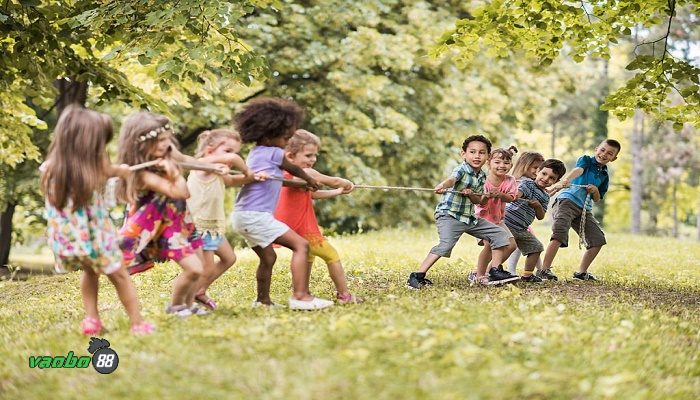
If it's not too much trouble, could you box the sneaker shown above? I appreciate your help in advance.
[130,321,155,335]
[165,304,193,318]
[520,274,543,283]
[288,296,334,310]
[488,266,520,284]
[190,304,209,316]
[573,272,598,281]
[407,272,430,289]
[536,269,558,281]
[467,271,477,284]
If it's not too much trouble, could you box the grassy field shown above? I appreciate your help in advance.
[1,227,699,399]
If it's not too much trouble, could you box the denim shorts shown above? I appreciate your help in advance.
[192,231,225,251]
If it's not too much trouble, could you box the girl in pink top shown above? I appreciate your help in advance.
[473,147,519,278]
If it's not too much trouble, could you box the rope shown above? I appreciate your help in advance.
[354,184,480,195]
[567,184,591,250]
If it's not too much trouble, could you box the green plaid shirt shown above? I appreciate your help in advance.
[434,162,486,225]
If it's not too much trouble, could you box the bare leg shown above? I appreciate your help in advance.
[251,245,277,304]
[197,241,236,297]
[172,254,203,306]
[81,268,100,320]
[541,239,563,270]
[106,267,144,325]
[327,260,350,296]
[274,230,312,301]
[523,252,541,273]
[476,244,492,277]
[490,240,516,271]
[579,246,602,273]
[418,253,441,274]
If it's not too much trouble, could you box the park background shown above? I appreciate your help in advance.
[1,1,699,399]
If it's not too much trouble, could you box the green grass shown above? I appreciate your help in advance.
[1,227,699,399]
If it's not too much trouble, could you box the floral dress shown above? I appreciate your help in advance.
[119,191,202,275]
[45,192,122,275]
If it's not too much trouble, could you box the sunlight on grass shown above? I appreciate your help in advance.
[1,228,699,399]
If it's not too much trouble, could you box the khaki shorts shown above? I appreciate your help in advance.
[550,199,606,249]
[431,214,511,258]
[510,229,543,255]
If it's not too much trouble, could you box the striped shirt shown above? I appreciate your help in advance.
[504,178,549,231]
[434,162,486,225]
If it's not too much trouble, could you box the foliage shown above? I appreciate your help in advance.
[1,228,700,399]
[434,0,700,128]
[0,0,272,171]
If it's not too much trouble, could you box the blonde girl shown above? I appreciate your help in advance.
[116,112,205,318]
[274,129,360,304]
[506,151,545,276]
[187,128,259,310]
[42,105,153,335]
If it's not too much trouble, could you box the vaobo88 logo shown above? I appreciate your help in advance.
[28,337,119,374]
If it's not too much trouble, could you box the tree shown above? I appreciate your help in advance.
[0,0,271,267]
[434,0,700,129]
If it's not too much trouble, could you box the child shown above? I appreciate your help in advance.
[274,129,360,304]
[470,146,519,282]
[504,159,567,282]
[506,151,545,275]
[41,105,153,335]
[116,111,205,317]
[230,97,333,310]
[407,135,519,288]
[540,139,621,281]
[187,128,259,310]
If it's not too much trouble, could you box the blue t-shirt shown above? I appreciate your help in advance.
[504,178,549,231]
[557,155,609,210]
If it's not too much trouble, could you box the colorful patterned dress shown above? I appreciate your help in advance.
[119,191,202,274]
[45,192,122,275]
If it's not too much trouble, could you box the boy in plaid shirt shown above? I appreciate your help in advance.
[407,135,519,289]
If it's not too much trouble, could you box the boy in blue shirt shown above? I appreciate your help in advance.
[539,139,621,281]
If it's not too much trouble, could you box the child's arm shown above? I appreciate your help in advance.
[223,171,267,187]
[552,167,584,191]
[199,153,250,175]
[312,188,345,199]
[304,168,354,193]
[140,159,189,199]
[528,199,546,220]
[434,177,456,193]
[586,184,602,202]
[281,157,319,190]
[106,163,130,179]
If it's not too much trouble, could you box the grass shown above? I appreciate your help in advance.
[1,226,699,399]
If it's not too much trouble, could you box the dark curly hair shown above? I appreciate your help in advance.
[234,97,305,144]
[462,134,492,153]
[540,159,567,179]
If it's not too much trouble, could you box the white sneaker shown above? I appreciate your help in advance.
[165,304,193,318]
[288,296,334,311]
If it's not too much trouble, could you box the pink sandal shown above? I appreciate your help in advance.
[130,321,155,335]
[336,292,363,304]
[81,317,102,335]
[195,293,217,310]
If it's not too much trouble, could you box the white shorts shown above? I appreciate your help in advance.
[231,211,289,248]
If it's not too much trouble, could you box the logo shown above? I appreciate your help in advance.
[28,337,119,374]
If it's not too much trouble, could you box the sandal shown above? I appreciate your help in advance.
[130,321,155,335]
[81,317,102,335]
[336,292,364,304]
[195,293,217,310]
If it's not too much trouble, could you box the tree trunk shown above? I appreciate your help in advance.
[697,191,700,241]
[591,59,609,224]
[0,203,16,268]
[630,109,644,233]
[550,121,556,158]
[672,179,678,238]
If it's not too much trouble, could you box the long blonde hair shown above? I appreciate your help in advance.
[41,105,113,210]
[286,129,321,154]
[195,129,241,157]
[115,111,174,203]
[511,151,545,179]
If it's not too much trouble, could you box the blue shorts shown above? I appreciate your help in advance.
[193,232,225,251]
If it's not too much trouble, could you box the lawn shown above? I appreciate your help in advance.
[1,227,699,399]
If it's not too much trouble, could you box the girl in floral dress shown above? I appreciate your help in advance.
[42,105,153,335]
